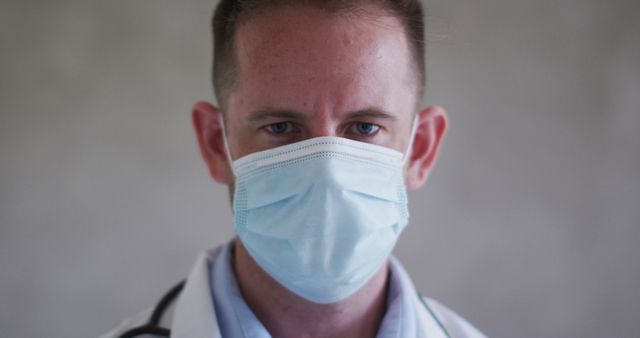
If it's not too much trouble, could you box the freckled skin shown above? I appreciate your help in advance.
[225,5,416,157]
[192,4,449,338]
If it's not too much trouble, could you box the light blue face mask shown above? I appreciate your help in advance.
[223,121,416,304]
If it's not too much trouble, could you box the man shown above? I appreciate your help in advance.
[104,0,486,337]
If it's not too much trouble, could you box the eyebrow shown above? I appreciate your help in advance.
[345,109,398,121]
[247,109,305,123]
[247,108,398,122]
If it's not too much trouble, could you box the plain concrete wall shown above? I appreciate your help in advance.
[0,0,638,337]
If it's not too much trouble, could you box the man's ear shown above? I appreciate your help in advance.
[406,106,448,190]
[192,101,232,184]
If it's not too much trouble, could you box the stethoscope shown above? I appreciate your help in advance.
[118,281,452,338]
[117,280,185,338]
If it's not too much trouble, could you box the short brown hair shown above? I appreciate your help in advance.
[211,0,426,110]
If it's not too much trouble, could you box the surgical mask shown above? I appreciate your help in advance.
[222,119,416,304]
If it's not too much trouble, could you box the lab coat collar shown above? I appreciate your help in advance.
[170,247,223,338]
[388,255,450,338]
[169,245,448,338]
[414,298,451,338]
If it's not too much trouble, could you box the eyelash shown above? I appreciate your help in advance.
[349,122,380,136]
[264,122,293,135]
[262,122,381,137]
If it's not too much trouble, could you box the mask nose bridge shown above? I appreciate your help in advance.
[221,114,414,177]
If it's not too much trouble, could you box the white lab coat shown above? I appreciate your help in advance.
[101,246,486,338]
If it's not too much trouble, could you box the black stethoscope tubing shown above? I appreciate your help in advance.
[117,280,185,338]
[117,280,451,338]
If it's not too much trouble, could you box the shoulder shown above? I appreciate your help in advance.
[421,297,488,338]
[99,279,185,338]
[98,246,222,338]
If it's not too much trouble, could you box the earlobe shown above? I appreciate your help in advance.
[406,106,448,190]
[192,101,232,183]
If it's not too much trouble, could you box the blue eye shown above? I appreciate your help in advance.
[354,122,379,135]
[265,122,290,134]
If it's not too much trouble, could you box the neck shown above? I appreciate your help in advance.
[232,238,389,338]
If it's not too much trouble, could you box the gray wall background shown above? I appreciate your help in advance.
[1,0,638,337]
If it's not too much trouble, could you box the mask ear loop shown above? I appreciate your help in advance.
[401,115,420,166]
[219,113,237,178]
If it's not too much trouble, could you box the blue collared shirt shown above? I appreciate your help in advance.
[208,242,485,338]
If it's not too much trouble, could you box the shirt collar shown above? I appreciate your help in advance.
[208,241,436,338]
[210,241,271,337]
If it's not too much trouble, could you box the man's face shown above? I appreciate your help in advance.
[224,5,418,160]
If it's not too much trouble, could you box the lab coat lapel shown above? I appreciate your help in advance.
[388,256,450,338]
[170,248,223,338]
[414,294,450,338]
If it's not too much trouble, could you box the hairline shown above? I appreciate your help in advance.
[214,2,425,113]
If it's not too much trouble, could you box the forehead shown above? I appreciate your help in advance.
[236,5,406,72]
[230,5,415,112]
